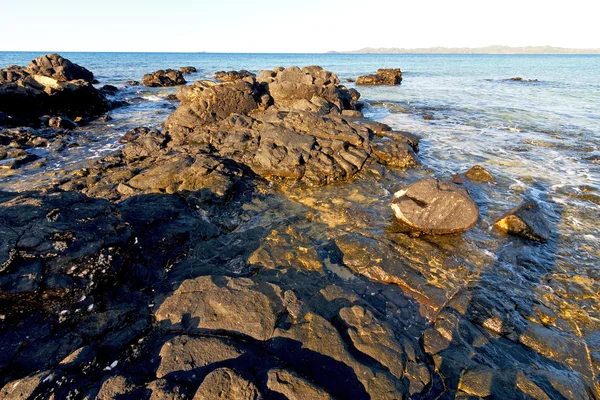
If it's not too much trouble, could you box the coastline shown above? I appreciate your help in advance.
[1,54,599,399]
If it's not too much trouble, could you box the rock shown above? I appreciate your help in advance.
[100,84,119,95]
[267,368,333,400]
[119,127,167,160]
[126,80,140,86]
[165,94,178,101]
[508,77,538,82]
[0,190,133,317]
[193,368,262,400]
[0,371,51,400]
[156,335,245,381]
[95,375,139,399]
[214,70,255,82]
[356,69,402,85]
[0,54,109,126]
[0,153,40,170]
[26,53,95,83]
[164,66,418,187]
[493,200,551,242]
[465,165,494,182]
[48,116,77,130]
[180,66,197,74]
[155,276,284,340]
[391,178,479,234]
[146,379,190,400]
[142,69,186,87]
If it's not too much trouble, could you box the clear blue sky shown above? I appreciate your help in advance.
[2,0,598,52]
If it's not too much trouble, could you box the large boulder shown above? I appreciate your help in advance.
[0,54,109,126]
[26,54,95,83]
[391,178,479,234]
[493,200,550,242]
[356,68,402,85]
[142,69,186,87]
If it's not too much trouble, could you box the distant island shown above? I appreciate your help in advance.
[328,45,600,54]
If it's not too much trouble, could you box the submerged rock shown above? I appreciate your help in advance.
[391,178,479,234]
[356,68,402,85]
[142,69,186,87]
[494,200,551,242]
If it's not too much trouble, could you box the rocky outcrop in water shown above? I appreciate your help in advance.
[214,70,255,82]
[391,178,479,234]
[180,66,197,74]
[0,54,110,127]
[465,164,495,182]
[356,68,403,85]
[142,69,186,87]
[494,200,551,242]
[163,66,417,187]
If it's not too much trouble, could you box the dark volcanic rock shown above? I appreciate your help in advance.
[356,68,402,85]
[26,53,95,83]
[48,116,77,130]
[494,200,551,242]
[100,84,119,95]
[391,178,479,234]
[0,54,109,126]
[0,190,133,318]
[142,69,186,87]
[214,70,255,82]
[179,66,197,74]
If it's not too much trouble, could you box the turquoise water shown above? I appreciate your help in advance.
[1,52,599,263]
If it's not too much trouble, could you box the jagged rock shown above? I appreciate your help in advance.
[119,127,167,160]
[214,70,255,82]
[0,371,52,400]
[391,178,479,234]
[494,200,551,242]
[267,368,333,400]
[356,69,402,85]
[142,69,186,87]
[26,53,95,83]
[193,368,262,400]
[95,375,139,399]
[465,165,494,182]
[180,66,197,74]
[0,54,109,126]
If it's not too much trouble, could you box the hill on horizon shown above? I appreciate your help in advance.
[329,45,600,54]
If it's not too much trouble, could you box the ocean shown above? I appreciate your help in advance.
[1,51,600,396]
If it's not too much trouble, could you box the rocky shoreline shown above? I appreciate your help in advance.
[1,55,598,399]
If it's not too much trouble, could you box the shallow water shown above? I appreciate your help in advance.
[1,53,599,389]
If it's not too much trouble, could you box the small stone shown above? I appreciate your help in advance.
[465,165,495,182]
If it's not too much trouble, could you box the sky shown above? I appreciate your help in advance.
[2,0,599,52]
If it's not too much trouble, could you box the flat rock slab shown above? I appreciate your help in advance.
[391,178,479,235]
[494,200,551,242]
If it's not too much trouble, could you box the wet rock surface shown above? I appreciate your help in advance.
[0,54,110,126]
[494,200,551,242]
[356,68,403,85]
[142,69,187,87]
[180,66,197,74]
[0,63,598,400]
